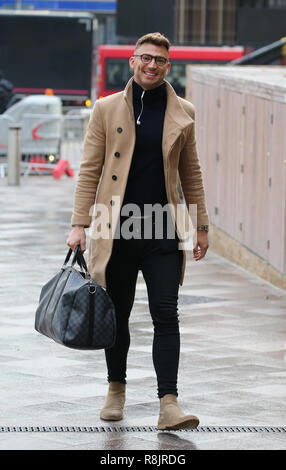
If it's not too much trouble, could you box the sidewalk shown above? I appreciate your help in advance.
[0,174,285,450]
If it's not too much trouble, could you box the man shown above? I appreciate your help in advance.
[67,32,209,431]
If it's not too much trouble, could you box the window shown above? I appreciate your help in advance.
[167,63,187,97]
[167,59,229,97]
[106,59,132,90]
[105,58,230,96]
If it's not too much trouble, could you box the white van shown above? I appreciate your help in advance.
[0,94,63,159]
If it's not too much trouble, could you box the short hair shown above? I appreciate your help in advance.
[134,32,171,53]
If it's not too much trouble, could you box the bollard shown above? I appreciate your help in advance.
[8,124,22,186]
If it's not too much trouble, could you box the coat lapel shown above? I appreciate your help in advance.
[123,77,135,121]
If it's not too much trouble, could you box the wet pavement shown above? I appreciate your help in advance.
[0,174,286,450]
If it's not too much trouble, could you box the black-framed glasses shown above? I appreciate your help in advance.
[133,54,169,66]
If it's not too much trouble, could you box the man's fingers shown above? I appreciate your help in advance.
[66,234,86,253]
[67,242,86,253]
[195,246,208,260]
[193,239,208,261]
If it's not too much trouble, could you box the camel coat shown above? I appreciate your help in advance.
[71,77,209,288]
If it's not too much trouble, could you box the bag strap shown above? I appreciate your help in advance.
[63,248,73,267]
[62,245,88,274]
[75,245,88,273]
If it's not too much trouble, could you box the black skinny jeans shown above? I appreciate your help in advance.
[105,217,183,399]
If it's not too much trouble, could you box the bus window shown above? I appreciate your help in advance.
[105,57,230,96]
[105,58,187,96]
[106,59,131,90]
[166,63,186,97]
[166,60,230,97]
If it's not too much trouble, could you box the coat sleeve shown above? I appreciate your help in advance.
[71,100,106,227]
[178,105,209,228]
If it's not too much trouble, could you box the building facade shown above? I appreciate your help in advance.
[174,0,286,47]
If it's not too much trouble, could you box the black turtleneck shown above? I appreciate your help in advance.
[122,80,168,214]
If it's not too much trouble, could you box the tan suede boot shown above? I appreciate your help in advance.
[100,382,126,421]
[157,394,199,431]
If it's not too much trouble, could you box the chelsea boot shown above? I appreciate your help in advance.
[157,394,199,431]
[100,381,126,421]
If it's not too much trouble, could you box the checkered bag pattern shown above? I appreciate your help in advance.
[35,251,116,350]
[60,284,116,349]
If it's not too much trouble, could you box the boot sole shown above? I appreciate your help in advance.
[100,415,123,421]
[157,416,199,431]
[100,411,123,421]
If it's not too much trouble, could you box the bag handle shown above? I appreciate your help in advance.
[62,245,88,273]
[74,245,88,273]
[63,248,73,267]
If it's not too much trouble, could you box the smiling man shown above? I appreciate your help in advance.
[130,41,171,89]
[67,32,209,430]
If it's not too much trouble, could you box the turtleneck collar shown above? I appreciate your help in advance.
[132,79,166,102]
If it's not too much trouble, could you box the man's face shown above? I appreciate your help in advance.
[129,43,171,90]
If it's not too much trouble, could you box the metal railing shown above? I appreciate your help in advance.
[60,114,89,170]
[0,111,90,179]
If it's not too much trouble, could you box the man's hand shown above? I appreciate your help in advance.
[193,231,209,261]
[66,226,86,253]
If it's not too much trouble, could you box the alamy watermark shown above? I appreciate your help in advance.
[87,197,198,250]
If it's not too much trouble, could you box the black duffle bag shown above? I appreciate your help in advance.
[35,245,116,350]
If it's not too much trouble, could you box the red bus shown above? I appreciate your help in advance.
[96,45,245,98]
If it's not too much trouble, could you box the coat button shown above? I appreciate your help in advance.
[112,175,117,181]
[107,223,111,228]
[114,152,120,158]
[117,127,123,133]
[110,200,115,206]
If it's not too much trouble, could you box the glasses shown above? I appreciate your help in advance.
[133,54,169,67]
